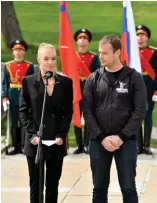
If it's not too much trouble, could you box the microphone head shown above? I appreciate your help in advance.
[44,71,53,80]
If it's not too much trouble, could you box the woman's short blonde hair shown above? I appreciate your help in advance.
[37,43,56,57]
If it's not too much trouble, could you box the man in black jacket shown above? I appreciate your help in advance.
[83,35,147,203]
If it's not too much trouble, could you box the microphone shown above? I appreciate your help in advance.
[44,71,53,80]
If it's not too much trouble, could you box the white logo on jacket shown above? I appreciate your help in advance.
[116,81,128,93]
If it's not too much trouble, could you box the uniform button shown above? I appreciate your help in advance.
[18,69,20,72]
[18,64,20,66]
[141,50,144,52]
[82,55,84,57]
[52,114,54,118]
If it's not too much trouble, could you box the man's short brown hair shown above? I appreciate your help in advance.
[99,35,122,53]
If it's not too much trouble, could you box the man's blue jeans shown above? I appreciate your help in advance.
[89,139,138,203]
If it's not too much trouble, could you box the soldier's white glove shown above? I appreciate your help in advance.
[3,99,10,112]
[152,95,157,102]
[81,114,85,125]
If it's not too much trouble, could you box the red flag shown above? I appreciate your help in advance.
[59,1,81,127]
[121,33,129,65]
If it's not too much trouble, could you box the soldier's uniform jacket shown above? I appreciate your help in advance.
[77,51,100,81]
[2,60,34,106]
[140,46,157,96]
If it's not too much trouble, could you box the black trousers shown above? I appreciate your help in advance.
[74,80,90,149]
[137,77,155,150]
[74,100,89,149]
[26,152,63,203]
[90,139,138,203]
[11,127,22,150]
[10,104,24,149]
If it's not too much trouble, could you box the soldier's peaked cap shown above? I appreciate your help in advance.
[136,25,151,39]
[10,39,28,51]
[74,28,92,42]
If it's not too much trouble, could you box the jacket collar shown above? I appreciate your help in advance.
[98,65,135,84]
[33,71,63,85]
[117,65,135,81]
[98,67,110,83]
[34,71,41,83]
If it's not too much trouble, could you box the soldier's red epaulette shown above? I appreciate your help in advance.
[148,46,157,50]
[24,60,32,64]
[88,51,97,55]
[5,60,15,66]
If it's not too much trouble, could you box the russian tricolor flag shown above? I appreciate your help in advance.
[121,0,141,73]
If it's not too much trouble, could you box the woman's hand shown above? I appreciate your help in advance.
[55,138,63,145]
[31,136,39,145]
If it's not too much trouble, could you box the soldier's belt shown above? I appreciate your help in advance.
[79,76,87,81]
[10,83,22,88]
[142,71,149,76]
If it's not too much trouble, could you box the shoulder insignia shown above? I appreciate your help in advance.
[24,60,32,64]
[5,60,14,65]
[56,71,68,77]
[89,51,97,55]
[149,46,157,50]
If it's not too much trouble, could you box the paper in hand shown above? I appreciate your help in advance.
[42,140,57,146]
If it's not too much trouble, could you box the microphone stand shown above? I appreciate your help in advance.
[35,78,48,203]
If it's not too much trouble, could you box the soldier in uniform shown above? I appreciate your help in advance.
[2,39,34,155]
[73,28,100,154]
[136,25,157,155]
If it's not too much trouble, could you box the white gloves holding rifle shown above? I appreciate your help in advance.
[152,95,157,102]
[3,99,10,112]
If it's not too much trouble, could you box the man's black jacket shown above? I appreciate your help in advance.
[82,66,147,142]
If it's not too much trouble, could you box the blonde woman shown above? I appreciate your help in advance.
[19,43,73,203]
